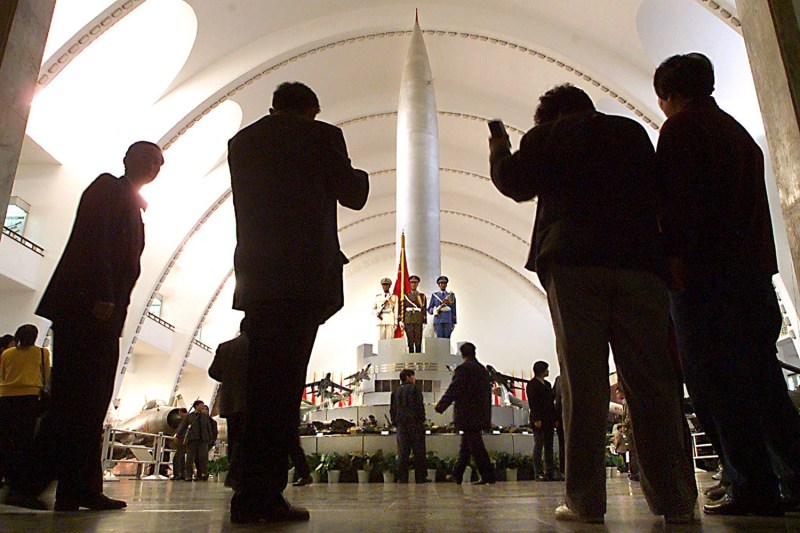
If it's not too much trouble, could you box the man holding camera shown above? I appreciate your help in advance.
[489,84,696,524]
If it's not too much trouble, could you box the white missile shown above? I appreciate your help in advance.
[396,11,441,294]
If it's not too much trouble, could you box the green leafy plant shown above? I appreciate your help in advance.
[215,455,230,472]
[350,453,373,472]
[316,452,347,476]
[383,452,398,474]
[425,451,441,471]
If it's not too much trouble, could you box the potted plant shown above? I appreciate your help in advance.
[317,452,346,483]
[307,453,322,483]
[425,451,441,482]
[505,453,524,482]
[214,455,230,484]
[351,453,372,484]
[382,452,398,484]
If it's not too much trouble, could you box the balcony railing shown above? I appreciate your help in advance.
[192,338,212,353]
[2,226,44,256]
[145,311,175,331]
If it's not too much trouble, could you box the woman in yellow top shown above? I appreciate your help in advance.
[0,324,51,491]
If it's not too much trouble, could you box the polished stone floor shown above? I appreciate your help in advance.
[1,473,798,532]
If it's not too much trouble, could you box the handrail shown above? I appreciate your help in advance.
[192,338,212,353]
[145,311,176,331]
[779,360,800,375]
[2,226,44,256]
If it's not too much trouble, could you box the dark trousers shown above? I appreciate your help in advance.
[289,429,310,479]
[405,322,422,352]
[0,396,39,485]
[670,272,800,504]
[545,265,697,517]
[555,421,565,474]
[533,424,555,479]
[453,430,494,482]
[234,306,318,509]
[185,441,209,479]
[172,442,186,479]
[226,413,243,487]
[16,319,118,503]
[397,426,427,483]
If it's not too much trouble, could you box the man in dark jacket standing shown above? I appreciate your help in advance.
[390,369,428,483]
[176,400,218,481]
[527,361,557,481]
[435,342,495,484]
[490,84,696,524]
[4,141,163,511]
[654,53,800,516]
[228,82,368,524]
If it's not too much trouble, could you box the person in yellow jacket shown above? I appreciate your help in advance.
[0,324,50,495]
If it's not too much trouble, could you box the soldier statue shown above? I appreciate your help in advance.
[403,275,427,353]
[429,275,456,338]
[374,277,397,340]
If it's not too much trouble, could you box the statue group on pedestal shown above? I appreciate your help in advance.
[373,275,457,352]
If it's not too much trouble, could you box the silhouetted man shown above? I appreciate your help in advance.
[527,361,556,481]
[435,342,495,484]
[490,84,696,524]
[228,82,368,524]
[5,141,163,511]
[390,369,428,483]
[654,53,800,516]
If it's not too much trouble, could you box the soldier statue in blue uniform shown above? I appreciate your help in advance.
[429,275,456,338]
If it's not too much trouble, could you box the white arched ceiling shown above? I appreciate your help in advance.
[19,0,785,417]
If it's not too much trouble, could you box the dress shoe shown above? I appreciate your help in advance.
[703,494,783,517]
[292,476,313,487]
[55,494,127,512]
[230,494,310,524]
[555,504,604,524]
[445,474,462,485]
[183,477,193,481]
[473,478,496,485]
[4,491,47,510]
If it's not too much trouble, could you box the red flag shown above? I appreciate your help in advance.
[494,383,499,405]
[392,232,412,338]
[311,372,316,404]
[521,371,527,402]
[338,374,344,407]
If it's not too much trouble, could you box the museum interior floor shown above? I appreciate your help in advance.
[1,472,798,532]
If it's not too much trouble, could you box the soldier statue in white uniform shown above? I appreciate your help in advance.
[374,277,397,340]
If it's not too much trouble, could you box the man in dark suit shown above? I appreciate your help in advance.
[490,84,696,524]
[4,141,163,511]
[403,275,427,353]
[527,361,557,481]
[390,369,428,483]
[228,82,368,524]
[435,342,495,484]
[654,53,800,516]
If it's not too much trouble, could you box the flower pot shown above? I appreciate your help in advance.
[327,470,341,484]
[357,470,370,484]
[383,471,395,484]
[287,467,295,486]
[464,466,473,482]
[310,471,321,484]
[428,469,437,482]
[217,471,228,484]
[505,468,518,482]
[606,467,615,479]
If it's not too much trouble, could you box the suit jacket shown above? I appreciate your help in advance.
[655,96,777,278]
[177,411,218,444]
[37,174,146,337]
[429,291,456,325]
[526,378,556,427]
[491,111,664,283]
[208,333,248,417]
[403,290,427,325]
[435,357,492,431]
[390,382,425,429]
[228,113,369,324]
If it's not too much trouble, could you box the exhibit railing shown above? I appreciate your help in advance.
[2,225,44,255]
[100,426,175,480]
